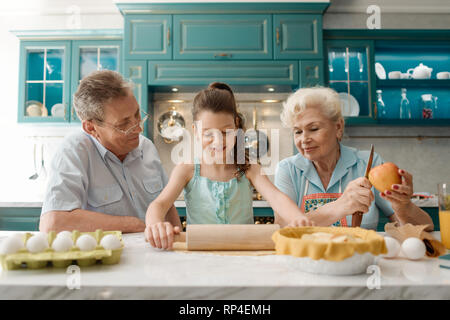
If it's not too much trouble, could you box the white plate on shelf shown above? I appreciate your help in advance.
[26,101,48,117]
[375,62,386,80]
[51,103,64,117]
[338,92,360,117]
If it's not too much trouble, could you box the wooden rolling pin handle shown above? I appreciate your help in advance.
[173,232,186,243]
[352,212,363,227]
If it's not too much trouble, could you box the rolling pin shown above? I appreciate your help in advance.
[173,224,280,251]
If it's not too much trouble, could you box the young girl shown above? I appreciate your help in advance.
[145,82,313,249]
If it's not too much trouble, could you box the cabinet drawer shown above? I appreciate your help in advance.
[274,14,323,59]
[0,217,40,231]
[124,15,172,60]
[173,14,272,60]
[148,61,298,85]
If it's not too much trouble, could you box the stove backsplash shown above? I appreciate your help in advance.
[151,92,294,184]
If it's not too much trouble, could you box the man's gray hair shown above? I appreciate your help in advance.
[73,70,134,121]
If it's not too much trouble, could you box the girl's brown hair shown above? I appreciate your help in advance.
[193,82,250,178]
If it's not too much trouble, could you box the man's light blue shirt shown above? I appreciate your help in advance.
[41,130,168,220]
[274,144,394,230]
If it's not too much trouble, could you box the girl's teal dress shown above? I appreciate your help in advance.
[183,162,254,224]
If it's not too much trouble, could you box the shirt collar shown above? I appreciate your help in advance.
[292,143,357,192]
[85,131,144,163]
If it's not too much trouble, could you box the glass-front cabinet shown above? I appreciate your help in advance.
[325,40,375,124]
[70,40,121,122]
[15,31,122,123]
[19,41,71,122]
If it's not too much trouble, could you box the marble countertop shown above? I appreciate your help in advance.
[0,231,449,299]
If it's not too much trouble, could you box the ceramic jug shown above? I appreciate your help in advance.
[421,94,438,119]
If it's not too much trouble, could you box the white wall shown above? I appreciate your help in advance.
[0,0,448,200]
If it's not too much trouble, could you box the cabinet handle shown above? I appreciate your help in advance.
[276,27,280,45]
[167,27,171,46]
[373,102,377,119]
[214,53,231,58]
[64,104,67,121]
[71,105,76,120]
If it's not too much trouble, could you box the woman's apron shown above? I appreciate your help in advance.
[300,179,348,227]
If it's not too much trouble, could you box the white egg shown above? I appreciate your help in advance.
[0,234,25,254]
[401,237,426,260]
[26,234,49,253]
[75,234,97,251]
[382,237,401,258]
[57,231,73,239]
[51,235,73,252]
[100,234,122,250]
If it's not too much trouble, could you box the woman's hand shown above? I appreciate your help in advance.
[287,215,315,227]
[144,221,181,250]
[335,177,374,218]
[380,168,413,211]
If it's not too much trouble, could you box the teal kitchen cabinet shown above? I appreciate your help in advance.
[15,30,122,124]
[18,41,72,123]
[148,60,298,85]
[70,40,122,122]
[274,14,323,60]
[124,14,172,60]
[324,30,450,126]
[173,14,272,60]
[123,60,150,136]
[324,39,377,126]
[0,208,41,231]
[299,60,324,87]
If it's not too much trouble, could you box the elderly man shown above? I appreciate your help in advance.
[40,70,181,233]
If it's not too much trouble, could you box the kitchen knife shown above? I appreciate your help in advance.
[351,144,374,227]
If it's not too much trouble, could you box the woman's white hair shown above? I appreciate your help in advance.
[280,86,343,128]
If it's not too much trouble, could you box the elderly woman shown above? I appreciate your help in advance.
[274,87,433,231]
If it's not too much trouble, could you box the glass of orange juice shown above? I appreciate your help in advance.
[438,183,450,249]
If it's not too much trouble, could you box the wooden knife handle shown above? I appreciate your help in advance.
[351,212,363,227]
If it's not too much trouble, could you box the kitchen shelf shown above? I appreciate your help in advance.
[376,119,450,126]
[377,79,450,87]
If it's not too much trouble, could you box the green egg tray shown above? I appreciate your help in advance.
[0,229,123,270]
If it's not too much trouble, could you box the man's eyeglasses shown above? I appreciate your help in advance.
[94,110,149,136]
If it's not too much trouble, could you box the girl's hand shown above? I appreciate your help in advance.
[145,222,181,250]
[335,177,374,218]
[380,168,413,211]
[287,215,315,227]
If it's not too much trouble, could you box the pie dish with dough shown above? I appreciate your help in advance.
[272,227,387,275]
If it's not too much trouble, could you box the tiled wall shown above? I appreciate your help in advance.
[151,92,294,183]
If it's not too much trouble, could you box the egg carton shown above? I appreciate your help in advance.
[0,229,123,270]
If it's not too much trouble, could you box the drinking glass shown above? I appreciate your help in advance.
[438,183,450,249]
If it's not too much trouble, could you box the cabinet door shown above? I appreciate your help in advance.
[18,41,71,123]
[325,40,376,124]
[299,60,324,87]
[173,14,272,60]
[274,14,323,59]
[123,60,150,138]
[124,15,172,60]
[71,40,122,122]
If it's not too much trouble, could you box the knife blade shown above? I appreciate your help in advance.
[351,144,374,228]
[364,144,375,178]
